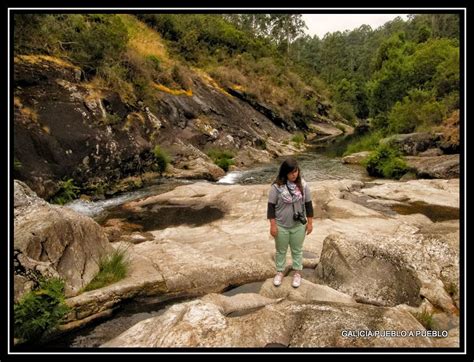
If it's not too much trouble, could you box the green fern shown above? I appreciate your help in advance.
[14,278,70,342]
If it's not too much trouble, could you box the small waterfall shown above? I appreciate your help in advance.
[217,171,247,184]
[64,181,184,219]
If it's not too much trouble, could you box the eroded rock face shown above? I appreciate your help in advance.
[102,293,433,348]
[288,303,433,348]
[405,154,460,179]
[14,180,113,299]
[315,233,423,307]
[315,226,459,313]
[201,292,283,315]
[341,151,371,165]
[360,179,459,209]
[13,56,159,199]
[14,55,319,198]
[380,133,443,156]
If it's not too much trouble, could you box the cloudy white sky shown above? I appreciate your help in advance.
[302,14,411,38]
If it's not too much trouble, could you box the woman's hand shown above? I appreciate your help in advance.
[306,220,313,235]
[270,219,278,238]
[270,224,278,238]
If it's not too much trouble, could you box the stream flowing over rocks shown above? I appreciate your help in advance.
[13,176,460,348]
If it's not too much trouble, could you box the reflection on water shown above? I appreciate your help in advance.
[96,204,225,231]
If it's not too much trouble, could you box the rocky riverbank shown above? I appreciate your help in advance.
[13,55,342,201]
[13,175,460,348]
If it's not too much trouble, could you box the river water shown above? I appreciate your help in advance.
[66,143,371,222]
[217,149,372,186]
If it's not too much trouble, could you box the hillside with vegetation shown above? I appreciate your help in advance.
[291,14,460,178]
[13,13,460,201]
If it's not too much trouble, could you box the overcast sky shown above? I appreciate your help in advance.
[302,14,411,38]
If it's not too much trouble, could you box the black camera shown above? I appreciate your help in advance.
[293,212,307,225]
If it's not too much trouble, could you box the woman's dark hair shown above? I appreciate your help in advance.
[273,157,303,192]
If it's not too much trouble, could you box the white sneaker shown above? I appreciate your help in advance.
[292,273,302,288]
[273,272,283,286]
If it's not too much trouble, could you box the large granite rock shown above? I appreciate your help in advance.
[380,132,443,156]
[315,225,459,313]
[405,154,460,179]
[14,180,113,299]
[102,294,434,348]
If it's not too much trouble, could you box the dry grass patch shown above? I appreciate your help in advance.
[194,68,231,96]
[434,109,459,147]
[153,82,193,96]
[14,54,79,70]
[119,14,171,67]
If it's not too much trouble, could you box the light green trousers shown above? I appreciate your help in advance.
[275,223,306,272]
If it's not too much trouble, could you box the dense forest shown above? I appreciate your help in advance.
[14,13,460,179]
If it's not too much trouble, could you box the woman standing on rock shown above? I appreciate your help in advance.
[267,157,314,288]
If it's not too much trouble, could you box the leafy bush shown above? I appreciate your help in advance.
[50,178,80,205]
[60,14,129,74]
[207,149,235,172]
[105,112,122,125]
[14,277,70,342]
[387,89,446,134]
[14,14,62,53]
[153,145,171,173]
[138,14,264,64]
[363,144,409,179]
[15,14,129,74]
[83,248,129,292]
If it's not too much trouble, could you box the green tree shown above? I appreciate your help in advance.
[408,14,460,40]
[268,14,307,56]
[409,38,458,88]
[223,14,273,39]
[367,32,415,116]
[387,89,446,133]
[430,44,460,100]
